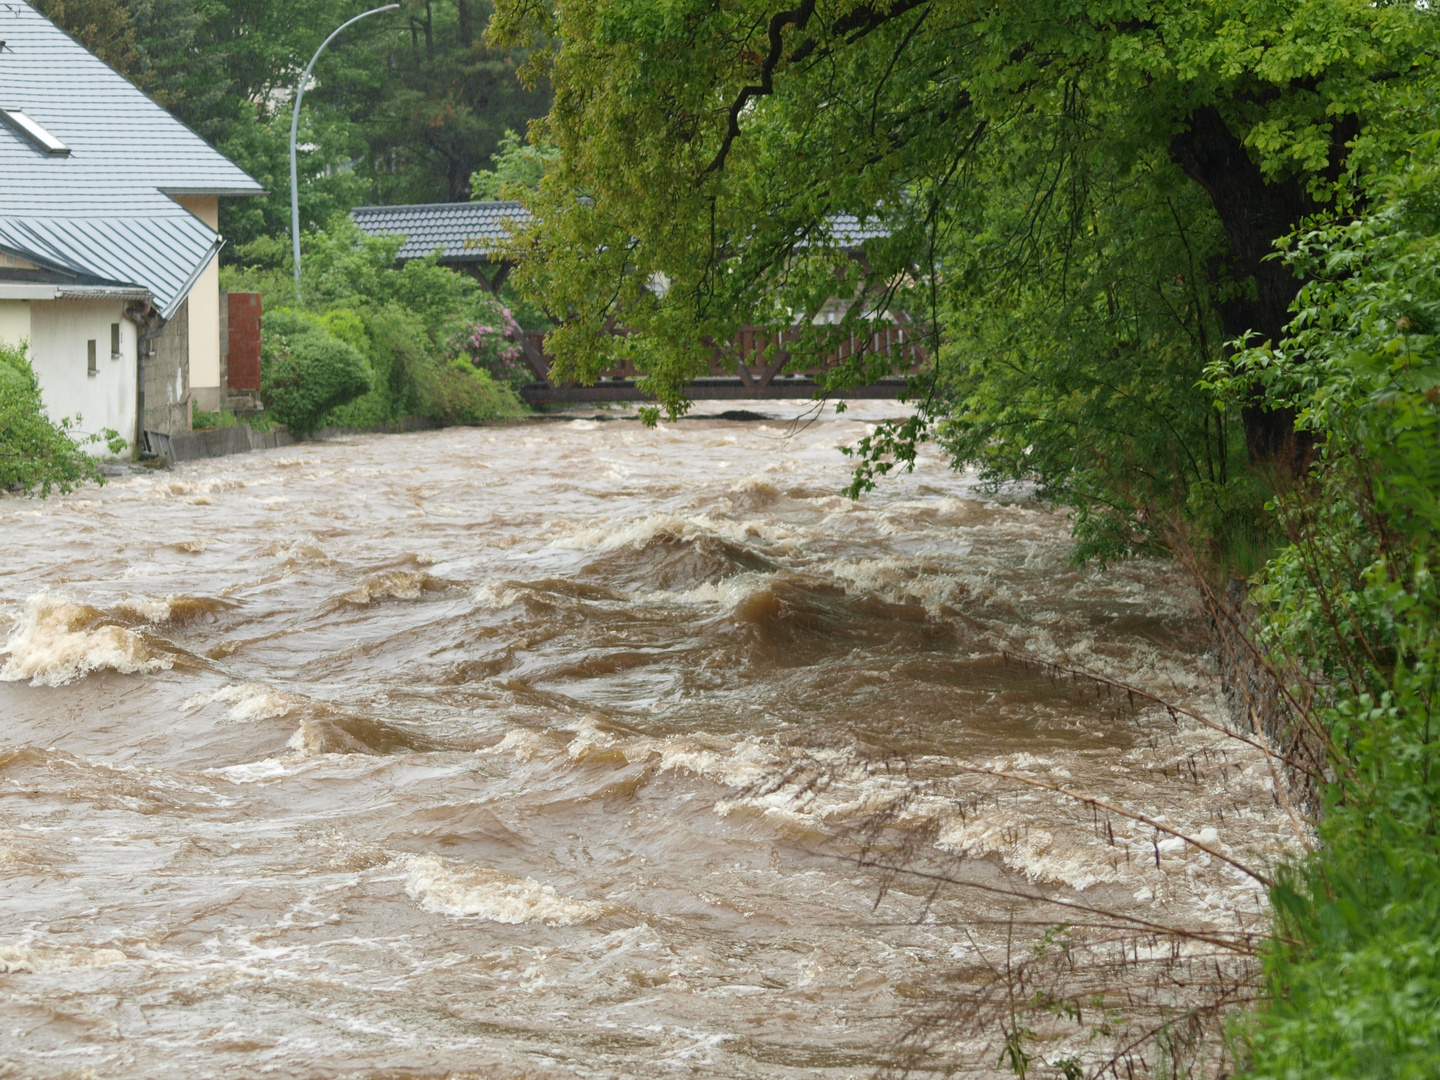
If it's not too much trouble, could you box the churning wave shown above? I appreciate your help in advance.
[0,592,173,686]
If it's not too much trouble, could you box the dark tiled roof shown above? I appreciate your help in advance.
[827,214,890,249]
[349,203,889,265]
[0,1,262,315]
[350,201,532,262]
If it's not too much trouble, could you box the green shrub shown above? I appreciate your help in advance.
[260,310,371,438]
[413,358,525,426]
[0,341,124,495]
[318,306,423,429]
[1222,137,1440,1079]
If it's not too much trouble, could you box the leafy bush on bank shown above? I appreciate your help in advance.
[259,309,372,437]
[0,342,124,495]
[222,218,526,434]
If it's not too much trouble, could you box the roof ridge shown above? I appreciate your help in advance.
[351,200,530,212]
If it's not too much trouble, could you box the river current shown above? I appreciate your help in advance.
[0,403,1290,1077]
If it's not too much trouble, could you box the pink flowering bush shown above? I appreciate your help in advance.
[449,297,530,389]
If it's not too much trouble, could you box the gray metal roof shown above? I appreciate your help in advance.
[350,201,531,262]
[0,1,263,316]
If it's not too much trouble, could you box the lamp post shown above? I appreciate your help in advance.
[290,4,398,299]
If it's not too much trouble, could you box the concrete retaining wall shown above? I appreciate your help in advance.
[147,424,294,462]
[150,416,439,463]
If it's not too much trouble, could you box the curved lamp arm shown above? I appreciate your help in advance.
[290,4,399,298]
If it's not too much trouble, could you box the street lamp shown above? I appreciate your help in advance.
[290,4,399,299]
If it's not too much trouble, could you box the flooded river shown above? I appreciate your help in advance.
[0,403,1289,1077]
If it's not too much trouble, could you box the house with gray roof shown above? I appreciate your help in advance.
[0,0,262,452]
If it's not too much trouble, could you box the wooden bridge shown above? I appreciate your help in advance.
[516,323,927,404]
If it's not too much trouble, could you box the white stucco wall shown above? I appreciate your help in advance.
[29,298,136,455]
[175,195,222,411]
[0,299,32,352]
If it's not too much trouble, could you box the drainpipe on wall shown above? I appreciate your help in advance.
[125,300,164,458]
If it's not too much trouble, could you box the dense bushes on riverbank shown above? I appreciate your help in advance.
[1220,140,1440,1076]
[0,343,124,495]
[224,219,525,434]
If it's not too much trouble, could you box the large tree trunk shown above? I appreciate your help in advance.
[1169,105,1320,468]
[456,0,474,48]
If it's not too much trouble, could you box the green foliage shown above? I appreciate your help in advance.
[217,104,373,252]
[0,342,123,496]
[928,114,1249,562]
[36,0,552,248]
[492,0,1437,562]
[469,126,558,200]
[259,307,371,437]
[416,357,525,425]
[191,402,240,430]
[1214,128,1440,1078]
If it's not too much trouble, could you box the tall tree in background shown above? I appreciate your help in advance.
[315,0,550,204]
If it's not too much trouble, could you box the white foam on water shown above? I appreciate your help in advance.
[626,732,782,791]
[182,682,298,722]
[472,581,524,610]
[0,943,127,973]
[608,729,1258,896]
[640,572,774,609]
[111,592,230,626]
[483,728,549,762]
[935,813,1126,891]
[209,758,293,784]
[339,570,443,605]
[113,596,178,623]
[551,512,796,553]
[727,475,781,499]
[0,592,171,687]
[403,854,606,926]
[566,716,622,762]
[824,555,969,615]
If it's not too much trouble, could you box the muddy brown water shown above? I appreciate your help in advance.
[0,403,1288,1078]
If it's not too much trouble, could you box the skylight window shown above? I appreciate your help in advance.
[1,109,69,156]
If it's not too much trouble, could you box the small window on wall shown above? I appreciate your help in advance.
[87,339,97,376]
[110,323,121,358]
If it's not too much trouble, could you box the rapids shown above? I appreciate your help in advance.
[0,403,1291,1077]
